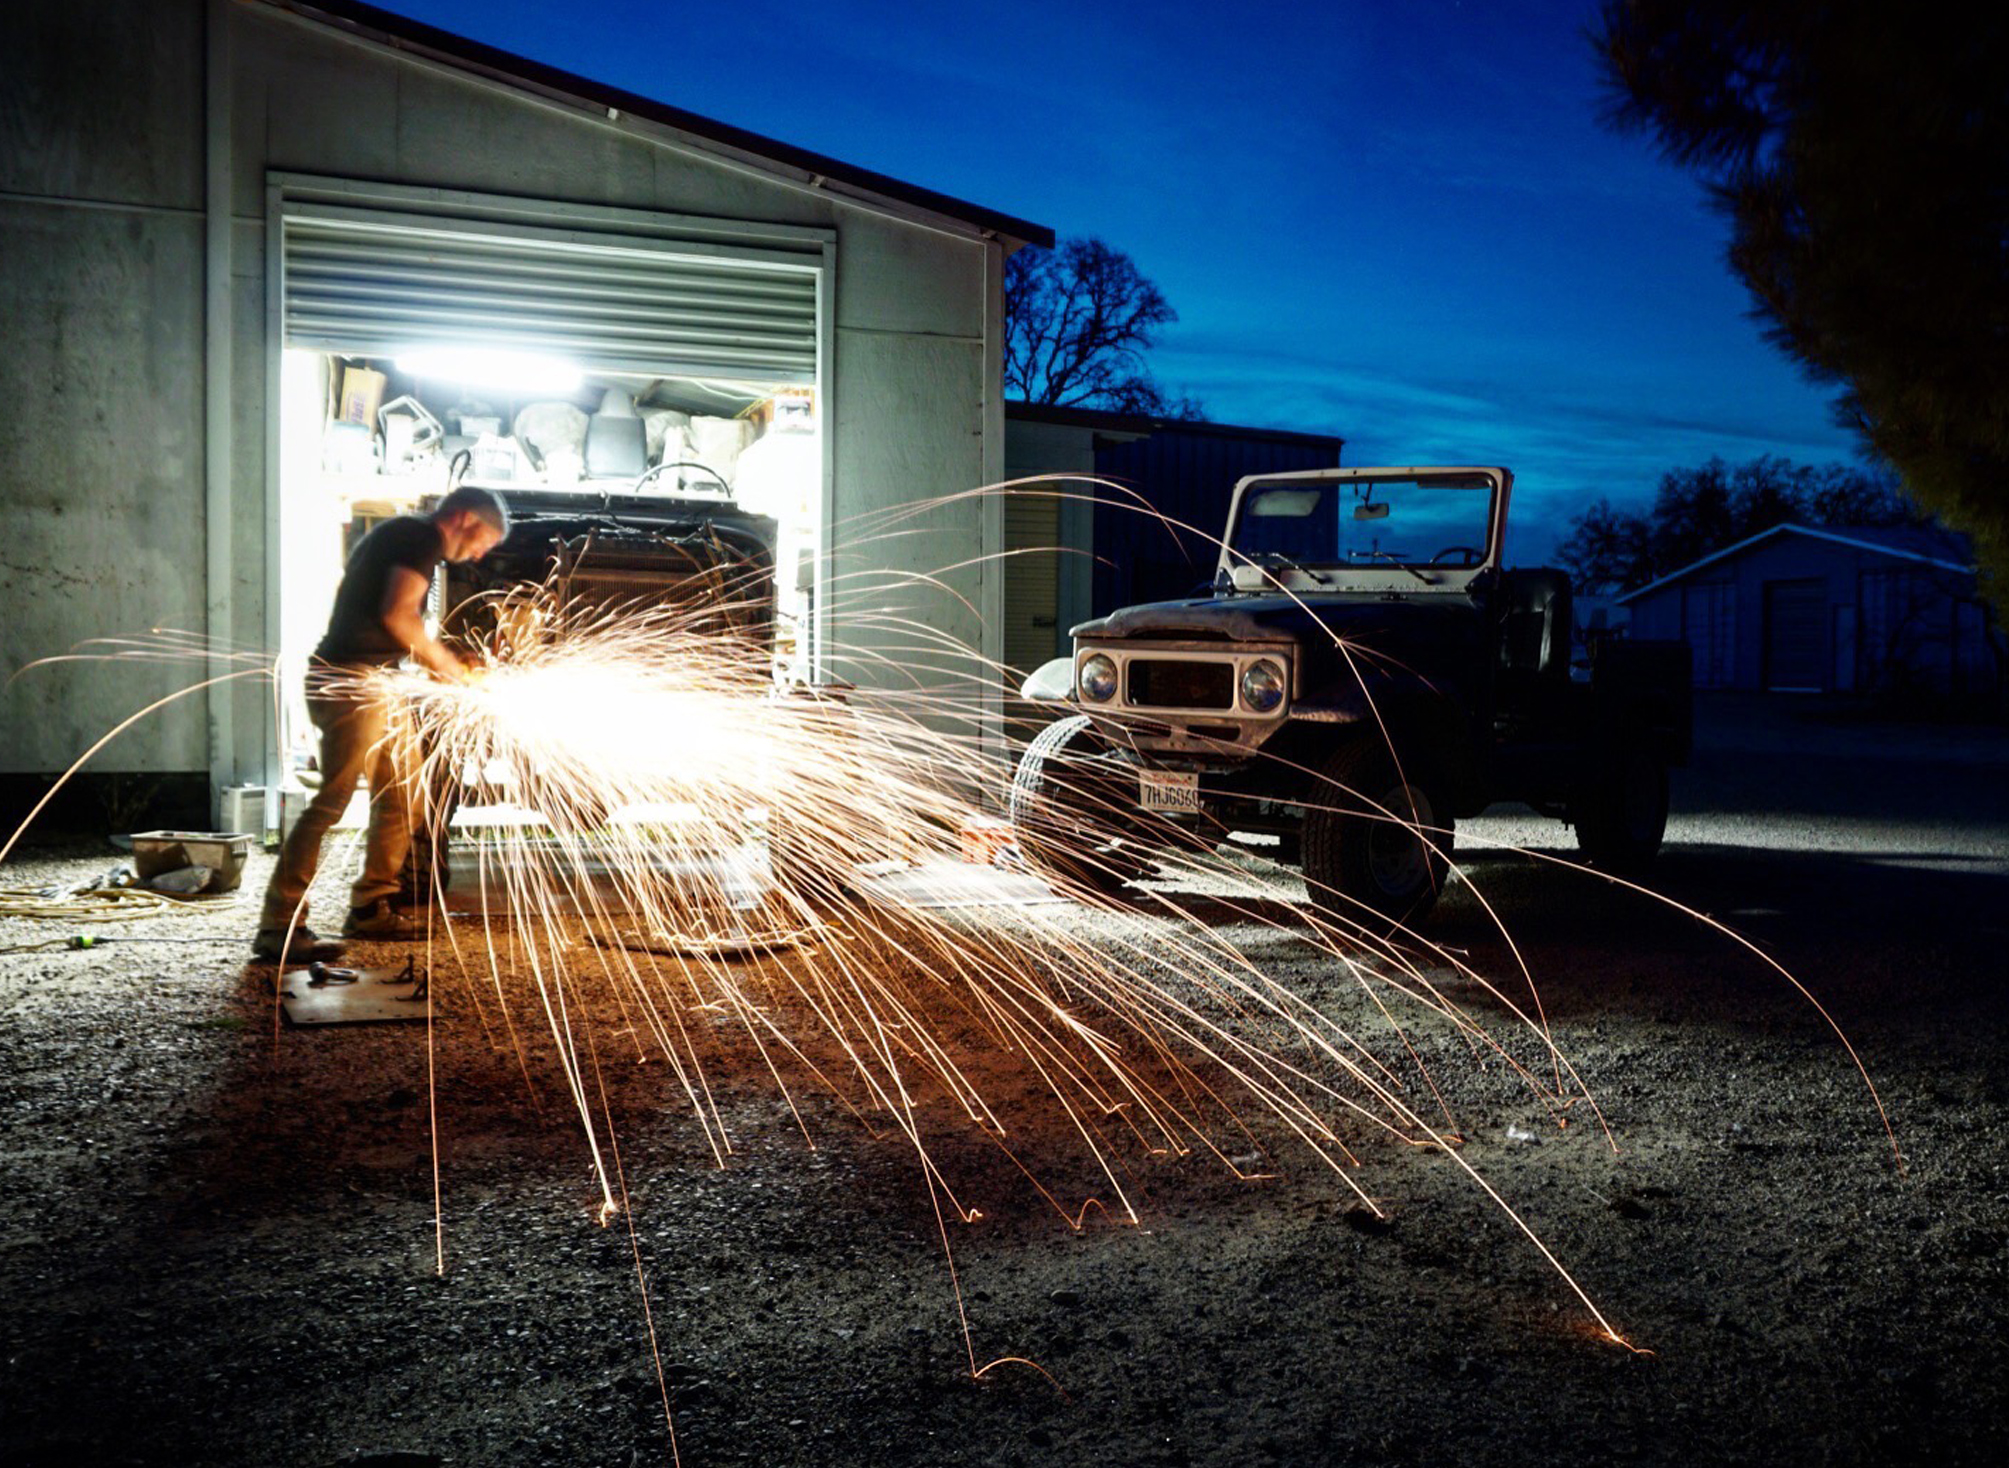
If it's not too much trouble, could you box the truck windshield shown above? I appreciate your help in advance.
[1228,474,1495,568]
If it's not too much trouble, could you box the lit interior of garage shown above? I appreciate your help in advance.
[273,198,826,795]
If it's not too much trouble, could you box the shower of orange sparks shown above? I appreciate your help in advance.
[353,570,1663,1357]
[0,483,1906,1434]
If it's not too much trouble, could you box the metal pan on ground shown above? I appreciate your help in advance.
[278,959,428,1027]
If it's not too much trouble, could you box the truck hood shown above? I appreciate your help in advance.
[1073,592,1481,647]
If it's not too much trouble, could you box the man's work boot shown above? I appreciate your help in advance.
[252,925,346,964]
[390,871,449,914]
[345,898,420,940]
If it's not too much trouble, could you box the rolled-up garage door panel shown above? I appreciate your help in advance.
[282,205,818,382]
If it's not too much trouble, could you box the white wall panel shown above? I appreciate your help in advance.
[833,212,985,339]
[0,205,208,772]
[827,329,989,691]
[0,0,204,209]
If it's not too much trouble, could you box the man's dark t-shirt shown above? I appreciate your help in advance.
[314,515,444,668]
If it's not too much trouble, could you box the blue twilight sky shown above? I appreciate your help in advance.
[370,0,1863,562]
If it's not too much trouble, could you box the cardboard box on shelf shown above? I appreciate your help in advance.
[337,367,387,427]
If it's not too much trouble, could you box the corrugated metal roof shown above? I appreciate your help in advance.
[264,0,1055,248]
[1617,522,1975,604]
[1812,524,1974,563]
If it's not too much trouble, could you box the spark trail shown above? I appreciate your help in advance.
[0,489,1900,1443]
[357,573,1644,1354]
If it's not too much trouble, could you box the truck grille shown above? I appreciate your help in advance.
[1127,659,1234,710]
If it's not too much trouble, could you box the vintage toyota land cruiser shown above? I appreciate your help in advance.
[1009,466,1692,925]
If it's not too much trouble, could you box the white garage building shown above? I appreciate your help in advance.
[0,0,1049,825]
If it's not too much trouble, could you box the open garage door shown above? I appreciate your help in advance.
[280,204,819,383]
[263,181,831,799]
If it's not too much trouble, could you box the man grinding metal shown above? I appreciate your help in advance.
[252,486,509,963]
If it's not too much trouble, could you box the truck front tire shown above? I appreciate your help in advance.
[1009,716,1154,893]
[1301,739,1453,929]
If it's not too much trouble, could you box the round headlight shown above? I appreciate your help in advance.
[1240,658,1286,713]
[1078,653,1119,703]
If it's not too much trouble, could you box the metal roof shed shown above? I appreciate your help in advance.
[0,0,1052,817]
[1618,524,1998,697]
[1001,404,1345,679]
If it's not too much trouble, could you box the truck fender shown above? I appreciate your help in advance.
[1019,656,1074,703]
[1293,684,1479,813]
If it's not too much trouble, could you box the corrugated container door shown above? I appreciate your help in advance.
[1003,487,1063,676]
[1682,581,1735,688]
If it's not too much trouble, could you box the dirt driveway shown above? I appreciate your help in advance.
[2,695,2005,1467]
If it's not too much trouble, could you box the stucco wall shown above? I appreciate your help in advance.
[0,2,210,774]
[1,0,1007,791]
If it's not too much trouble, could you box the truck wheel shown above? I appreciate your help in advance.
[1301,739,1452,928]
[1008,715,1152,893]
[1572,747,1668,873]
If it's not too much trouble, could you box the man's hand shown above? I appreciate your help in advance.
[434,652,487,687]
[378,566,492,686]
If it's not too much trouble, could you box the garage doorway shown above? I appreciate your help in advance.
[1763,578,1827,692]
[266,178,830,792]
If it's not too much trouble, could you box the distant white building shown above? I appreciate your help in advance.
[1620,524,2000,697]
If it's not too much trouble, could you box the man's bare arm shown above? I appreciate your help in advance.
[379,566,468,682]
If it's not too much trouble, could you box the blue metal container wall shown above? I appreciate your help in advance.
[1091,426,1343,612]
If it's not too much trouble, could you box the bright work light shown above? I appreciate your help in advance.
[396,347,583,395]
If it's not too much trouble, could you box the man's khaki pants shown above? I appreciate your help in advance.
[258,688,414,931]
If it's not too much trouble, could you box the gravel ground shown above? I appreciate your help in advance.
[2,694,2006,1467]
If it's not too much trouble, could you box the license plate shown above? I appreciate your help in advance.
[1138,770,1201,813]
